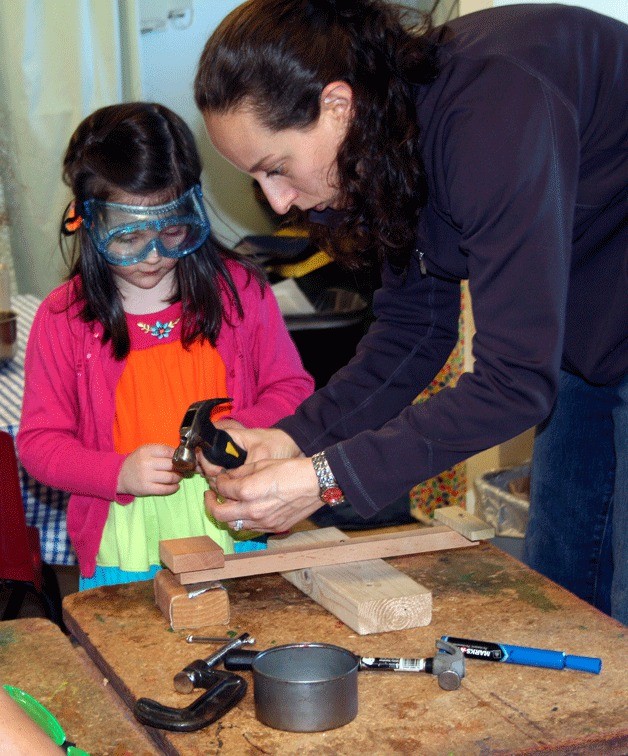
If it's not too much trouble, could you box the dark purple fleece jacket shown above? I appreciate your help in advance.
[276,4,627,517]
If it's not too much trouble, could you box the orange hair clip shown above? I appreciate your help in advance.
[62,201,83,235]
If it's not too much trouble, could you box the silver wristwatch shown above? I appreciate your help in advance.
[312,451,345,507]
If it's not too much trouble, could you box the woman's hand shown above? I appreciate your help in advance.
[205,456,323,533]
[117,443,182,496]
[213,418,245,431]
[197,427,302,479]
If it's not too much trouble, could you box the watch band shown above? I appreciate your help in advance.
[312,451,345,507]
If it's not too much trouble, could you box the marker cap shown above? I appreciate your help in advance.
[564,655,602,674]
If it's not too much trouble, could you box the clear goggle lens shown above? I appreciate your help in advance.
[83,184,211,266]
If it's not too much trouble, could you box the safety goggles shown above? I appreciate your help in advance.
[83,184,211,266]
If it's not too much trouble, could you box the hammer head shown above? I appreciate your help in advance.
[432,639,466,690]
[172,398,246,474]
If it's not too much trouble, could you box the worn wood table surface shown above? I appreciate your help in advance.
[0,617,159,755]
[63,542,627,755]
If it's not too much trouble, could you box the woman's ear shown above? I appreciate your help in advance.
[320,81,354,125]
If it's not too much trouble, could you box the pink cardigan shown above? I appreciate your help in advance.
[17,262,314,576]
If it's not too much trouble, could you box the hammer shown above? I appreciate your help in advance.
[172,398,247,475]
[222,639,466,691]
[358,639,466,690]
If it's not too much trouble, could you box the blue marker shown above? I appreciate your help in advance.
[441,636,602,674]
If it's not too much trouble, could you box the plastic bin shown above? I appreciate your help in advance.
[474,462,530,539]
[237,234,375,389]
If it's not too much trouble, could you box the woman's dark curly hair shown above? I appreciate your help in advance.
[61,101,264,360]
[195,0,440,269]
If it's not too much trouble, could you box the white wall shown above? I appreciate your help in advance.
[465,0,626,24]
[138,1,275,247]
[494,0,626,24]
[0,0,127,298]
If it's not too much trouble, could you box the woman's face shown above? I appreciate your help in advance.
[203,83,352,216]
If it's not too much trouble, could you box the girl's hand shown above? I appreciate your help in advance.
[197,427,302,479]
[117,443,182,496]
[205,456,323,533]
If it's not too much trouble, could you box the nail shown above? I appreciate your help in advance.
[186,635,235,643]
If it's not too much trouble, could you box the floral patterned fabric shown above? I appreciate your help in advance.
[409,288,467,521]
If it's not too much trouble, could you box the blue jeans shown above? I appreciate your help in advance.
[523,370,627,624]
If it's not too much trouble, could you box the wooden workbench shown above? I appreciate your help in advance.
[63,543,627,755]
[0,617,159,755]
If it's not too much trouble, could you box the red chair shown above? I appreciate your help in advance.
[0,430,65,631]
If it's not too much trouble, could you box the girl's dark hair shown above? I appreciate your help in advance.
[61,101,264,359]
[195,0,441,269]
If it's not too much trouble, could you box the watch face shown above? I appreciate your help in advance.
[321,486,345,506]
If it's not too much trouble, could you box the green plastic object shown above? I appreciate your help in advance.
[3,684,90,755]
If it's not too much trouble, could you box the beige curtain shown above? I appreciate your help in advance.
[0,0,142,298]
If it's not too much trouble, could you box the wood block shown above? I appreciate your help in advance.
[154,568,229,630]
[173,526,476,584]
[434,505,495,540]
[268,528,432,635]
[159,534,225,574]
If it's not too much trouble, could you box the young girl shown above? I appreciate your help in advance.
[17,102,314,589]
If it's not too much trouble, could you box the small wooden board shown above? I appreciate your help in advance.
[159,534,224,574]
[153,568,229,630]
[434,505,495,540]
[166,526,476,585]
[268,528,432,634]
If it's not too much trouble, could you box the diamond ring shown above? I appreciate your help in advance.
[232,519,244,532]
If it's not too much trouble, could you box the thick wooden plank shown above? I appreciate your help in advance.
[434,505,495,540]
[173,526,476,584]
[268,528,432,634]
[153,568,229,631]
[159,534,224,573]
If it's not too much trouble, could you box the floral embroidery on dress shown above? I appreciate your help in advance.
[137,317,180,339]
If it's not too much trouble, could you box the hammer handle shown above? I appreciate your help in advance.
[202,429,247,469]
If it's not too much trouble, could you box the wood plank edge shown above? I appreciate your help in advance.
[175,529,477,584]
